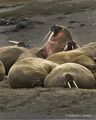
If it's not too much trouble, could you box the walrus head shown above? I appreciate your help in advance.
[62,73,78,88]
[64,41,80,51]
[37,25,73,58]
[9,40,26,47]
[43,25,62,41]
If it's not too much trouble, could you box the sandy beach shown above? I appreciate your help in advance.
[0,0,96,119]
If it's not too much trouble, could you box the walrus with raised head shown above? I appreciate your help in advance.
[46,42,96,73]
[36,25,79,58]
[15,25,79,61]
[8,57,58,88]
[44,63,96,89]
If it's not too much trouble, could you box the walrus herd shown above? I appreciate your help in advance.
[0,25,96,89]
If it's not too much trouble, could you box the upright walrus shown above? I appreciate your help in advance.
[36,25,79,58]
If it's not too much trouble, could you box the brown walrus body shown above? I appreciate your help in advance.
[37,25,79,58]
[17,47,41,61]
[0,46,26,74]
[44,63,96,89]
[8,57,58,88]
[46,42,96,72]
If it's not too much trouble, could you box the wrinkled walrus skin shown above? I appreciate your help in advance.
[44,63,96,89]
[0,61,5,81]
[46,42,96,72]
[8,57,58,88]
[0,46,26,74]
[17,47,42,61]
[37,25,76,58]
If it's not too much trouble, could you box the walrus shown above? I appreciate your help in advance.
[46,42,96,73]
[44,63,96,89]
[0,61,5,81]
[16,47,42,61]
[8,57,58,88]
[36,25,79,58]
[0,46,26,74]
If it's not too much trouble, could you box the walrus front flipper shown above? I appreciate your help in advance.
[36,48,47,59]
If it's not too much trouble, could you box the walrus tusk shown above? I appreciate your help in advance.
[73,81,79,88]
[72,46,74,50]
[9,40,19,44]
[64,45,68,51]
[43,31,51,41]
[76,44,80,48]
[68,82,71,88]
[48,31,54,41]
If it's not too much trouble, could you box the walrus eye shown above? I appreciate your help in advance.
[51,25,62,36]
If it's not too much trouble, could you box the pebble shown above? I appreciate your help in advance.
[16,23,27,29]
[80,24,85,27]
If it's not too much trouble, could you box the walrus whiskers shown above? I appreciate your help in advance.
[73,81,78,88]
[68,82,71,88]
[9,40,19,44]
[43,31,51,41]
[48,31,54,41]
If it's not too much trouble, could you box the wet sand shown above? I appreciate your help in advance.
[0,0,96,119]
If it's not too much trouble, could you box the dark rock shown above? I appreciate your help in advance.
[69,21,79,24]
[8,27,18,32]
[5,21,16,26]
[80,24,85,27]
[9,17,16,22]
[67,26,74,29]
[21,18,29,21]
[25,20,33,25]
[16,23,27,29]
[0,20,7,25]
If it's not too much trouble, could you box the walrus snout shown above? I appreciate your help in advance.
[43,25,62,41]
[91,64,96,73]
[64,41,80,51]
[9,40,26,47]
[62,73,78,88]
[51,25,62,36]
